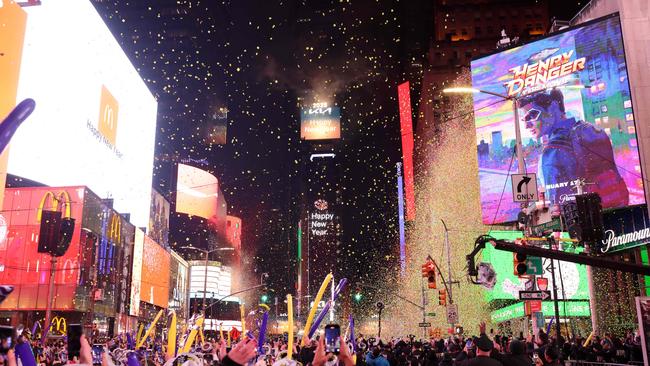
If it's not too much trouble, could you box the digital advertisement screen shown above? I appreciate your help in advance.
[189,261,232,300]
[482,231,589,302]
[471,14,644,223]
[176,164,221,221]
[149,190,170,248]
[140,235,170,308]
[9,0,157,228]
[397,82,415,221]
[300,106,341,140]
[129,228,144,316]
[0,187,85,310]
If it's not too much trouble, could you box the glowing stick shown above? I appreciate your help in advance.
[302,273,333,345]
[219,322,224,341]
[287,294,293,360]
[308,278,347,339]
[137,309,164,349]
[227,328,232,347]
[167,311,177,359]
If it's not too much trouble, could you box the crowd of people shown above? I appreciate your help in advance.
[0,322,646,366]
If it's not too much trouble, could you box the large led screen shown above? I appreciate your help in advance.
[300,106,341,140]
[0,187,85,310]
[176,164,221,221]
[9,0,157,228]
[471,14,644,223]
[140,235,170,308]
[482,231,589,302]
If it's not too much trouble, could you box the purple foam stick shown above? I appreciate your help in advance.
[127,332,135,350]
[257,312,269,354]
[15,342,37,366]
[308,301,331,339]
[0,98,35,154]
[546,318,554,335]
[349,315,355,352]
[31,321,40,338]
[127,351,141,366]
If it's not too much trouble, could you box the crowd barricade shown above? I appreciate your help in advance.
[564,360,644,366]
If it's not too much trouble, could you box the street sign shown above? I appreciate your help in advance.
[418,322,431,327]
[533,312,545,328]
[524,300,542,315]
[426,312,436,317]
[537,277,549,291]
[525,257,543,275]
[446,303,459,324]
[511,174,538,202]
[519,291,551,300]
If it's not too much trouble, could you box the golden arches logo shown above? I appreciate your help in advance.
[37,191,72,222]
[98,85,119,146]
[107,213,121,242]
[48,316,67,335]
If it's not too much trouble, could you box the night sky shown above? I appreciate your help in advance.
[90,0,588,309]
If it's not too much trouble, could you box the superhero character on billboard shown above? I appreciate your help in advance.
[519,88,628,209]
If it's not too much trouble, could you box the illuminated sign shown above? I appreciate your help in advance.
[189,261,233,300]
[482,231,588,302]
[505,50,586,96]
[472,14,644,224]
[176,163,220,221]
[397,82,415,221]
[310,211,334,237]
[129,228,144,315]
[491,301,590,323]
[600,205,650,254]
[140,235,170,308]
[10,0,157,228]
[300,105,341,140]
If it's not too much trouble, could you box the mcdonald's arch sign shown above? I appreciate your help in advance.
[98,85,119,147]
[48,316,67,336]
[37,190,72,222]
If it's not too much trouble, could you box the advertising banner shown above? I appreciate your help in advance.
[0,187,84,310]
[471,14,644,224]
[636,296,650,366]
[397,82,415,221]
[140,235,170,308]
[0,2,27,210]
[300,106,341,140]
[599,205,650,254]
[9,0,157,228]
[129,228,144,316]
[482,231,589,302]
[149,189,170,248]
[176,163,220,221]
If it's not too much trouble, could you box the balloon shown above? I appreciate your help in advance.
[301,273,333,345]
[240,304,247,339]
[0,99,35,154]
[286,295,293,360]
[127,351,140,366]
[349,315,355,352]
[308,301,331,339]
[127,332,135,350]
[181,316,204,354]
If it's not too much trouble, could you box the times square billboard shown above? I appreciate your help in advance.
[471,13,645,224]
[8,0,157,228]
[300,105,341,140]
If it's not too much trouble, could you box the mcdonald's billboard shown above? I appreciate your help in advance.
[0,186,85,310]
[7,0,157,228]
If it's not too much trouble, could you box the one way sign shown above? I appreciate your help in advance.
[511,174,538,203]
[519,291,551,301]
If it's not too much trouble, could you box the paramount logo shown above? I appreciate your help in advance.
[601,228,650,253]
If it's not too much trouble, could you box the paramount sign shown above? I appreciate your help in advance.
[600,206,650,254]
[601,228,650,254]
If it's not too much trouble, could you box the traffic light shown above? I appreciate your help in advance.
[422,260,436,289]
[438,289,446,306]
[354,292,362,302]
[260,294,269,303]
[513,252,528,276]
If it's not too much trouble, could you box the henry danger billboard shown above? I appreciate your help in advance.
[471,13,644,224]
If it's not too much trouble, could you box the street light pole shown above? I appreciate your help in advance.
[181,246,235,315]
